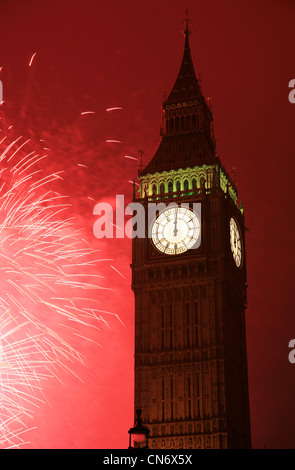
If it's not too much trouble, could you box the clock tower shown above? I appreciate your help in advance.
[131,19,251,449]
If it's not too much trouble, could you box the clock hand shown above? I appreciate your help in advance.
[173,210,178,236]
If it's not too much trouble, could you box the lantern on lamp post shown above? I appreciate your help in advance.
[128,409,150,449]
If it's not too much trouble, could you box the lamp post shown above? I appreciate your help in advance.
[128,409,150,449]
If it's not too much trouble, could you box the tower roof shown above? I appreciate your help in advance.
[164,30,201,106]
[140,16,215,177]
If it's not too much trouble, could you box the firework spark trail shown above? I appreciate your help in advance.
[28,53,37,67]
[106,107,123,112]
[0,131,113,448]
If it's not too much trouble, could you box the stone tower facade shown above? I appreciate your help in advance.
[131,20,251,449]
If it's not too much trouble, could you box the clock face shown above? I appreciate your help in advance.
[230,217,242,267]
[151,207,201,255]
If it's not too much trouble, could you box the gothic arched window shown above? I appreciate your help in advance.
[180,115,185,131]
[176,180,181,192]
[186,114,191,131]
[169,118,174,132]
[192,114,196,129]
[165,267,171,278]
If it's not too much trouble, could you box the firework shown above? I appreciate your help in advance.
[28,53,37,67]
[106,107,123,112]
[0,130,111,448]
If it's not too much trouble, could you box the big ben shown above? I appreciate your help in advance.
[131,17,251,449]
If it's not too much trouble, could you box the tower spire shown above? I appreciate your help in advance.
[164,11,198,107]
[140,14,215,176]
[183,8,192,37]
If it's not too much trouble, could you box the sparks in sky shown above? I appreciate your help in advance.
[28,53,37,67]
[106,107,123,112]
[110,265,125,279]
[81,111,96,115]
[0,131,112,448]
[106,139,122,143]
[124,155,138,161]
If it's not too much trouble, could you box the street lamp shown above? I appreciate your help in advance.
[128,409,150,449]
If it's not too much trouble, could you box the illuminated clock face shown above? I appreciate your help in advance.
[151,207,201,255]
[230,217,242,267]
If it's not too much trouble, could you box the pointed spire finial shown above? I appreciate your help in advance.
[138,146,144,174]
[182,9,192,37]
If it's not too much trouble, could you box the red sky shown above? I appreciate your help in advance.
[0,0,294,449]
